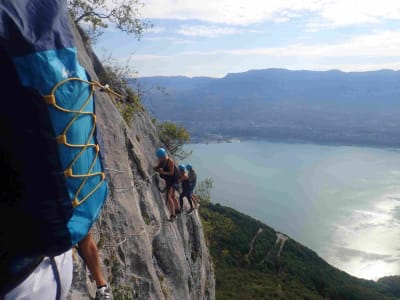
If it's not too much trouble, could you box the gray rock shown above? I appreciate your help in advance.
[67,20,215,300]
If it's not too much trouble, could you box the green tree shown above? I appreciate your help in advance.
[68,0,151,39]
[195,178,214,204]
[158,121,191,159]
[97,55,143,125]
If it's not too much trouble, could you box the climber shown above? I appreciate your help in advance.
[178,164,194,215]
[186,164,200,208]
[77,231,113,300]
[154,147,180,221]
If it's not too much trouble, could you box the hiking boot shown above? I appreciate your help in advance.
[168,214,176,222]
[187,208,194,215]
[95,285,113,300]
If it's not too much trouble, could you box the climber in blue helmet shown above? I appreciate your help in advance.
[156,147,167,159]
[177,164,194,215]
[153,147,180,221]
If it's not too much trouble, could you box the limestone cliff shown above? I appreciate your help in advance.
[67,23,215,300]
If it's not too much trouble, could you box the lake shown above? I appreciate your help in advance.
[183,140,400,280]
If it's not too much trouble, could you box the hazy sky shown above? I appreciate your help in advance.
[94,0,400,78]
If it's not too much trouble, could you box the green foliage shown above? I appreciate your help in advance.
[98,60,144,125]
[99,61,134,96]
[116,89,144,125]
[97,233,105,250]
[157,121,191,159]
[68,0,151,40]
[195,178,214,204]
[111,259,121,279]
[112,285,133,300]
[116,102,133,125]
[199,201,399,300]
[141,211,151,225]
[377,276,400,297]
[199,203,235,264]
[157,273,169,298]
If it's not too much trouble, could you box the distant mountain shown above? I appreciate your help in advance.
[130,69,400,147]
[200,201,400,300]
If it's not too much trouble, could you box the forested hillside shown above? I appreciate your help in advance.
[199,202,400,300]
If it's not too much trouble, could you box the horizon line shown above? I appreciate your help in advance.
[135,67,400,79]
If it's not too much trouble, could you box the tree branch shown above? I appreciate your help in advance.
[75,11,112,23]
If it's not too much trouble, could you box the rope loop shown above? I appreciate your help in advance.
[43,78,122,207]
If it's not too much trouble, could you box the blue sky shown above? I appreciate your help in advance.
[94,0,400,78]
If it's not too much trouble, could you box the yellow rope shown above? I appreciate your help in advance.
[43,77,122,207]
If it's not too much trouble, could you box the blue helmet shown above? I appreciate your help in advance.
[186,164,192,171]
[156,147,167,158]
[178,164,185,171]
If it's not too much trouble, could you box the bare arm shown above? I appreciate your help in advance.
[153,159,162,171]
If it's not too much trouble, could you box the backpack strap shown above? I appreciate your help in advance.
[49,257,62,300]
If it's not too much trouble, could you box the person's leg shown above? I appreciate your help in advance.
[77,232,113,300]
[179,193,184,211]
[77,231,107,288]
[185,192,194,215]
[166,185,176,219]
[165,183,173,212]
[167,197,175,217]
[192,193,200,207]
[189,189,199,208]
[172,185,180,213]
[193,197,199,208]
[185,192,193,210]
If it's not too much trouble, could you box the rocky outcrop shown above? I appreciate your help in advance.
[67,22,215,300]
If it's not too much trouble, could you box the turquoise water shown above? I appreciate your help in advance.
[183,140,400,280]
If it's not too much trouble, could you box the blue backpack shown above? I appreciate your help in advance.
[0,1,108,294]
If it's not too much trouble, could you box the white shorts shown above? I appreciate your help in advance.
[5,249,73,300]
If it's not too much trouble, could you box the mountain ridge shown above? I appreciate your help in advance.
[132,68,400,147]
[138,68,400,80]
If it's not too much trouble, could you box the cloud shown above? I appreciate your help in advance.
[123,29,400,77]
[143,36,197,44]
[146,26,166,34]
[175,30,400,58]
[332,246,394,263]
[177,25,244,37]
[141,0,400,27]
[319,0,400,27]
[141,0,319,25]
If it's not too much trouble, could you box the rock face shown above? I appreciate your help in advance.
[67,22,215,300]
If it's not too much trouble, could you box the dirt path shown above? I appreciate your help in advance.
[275,233,288,257]
[259,232,289,264]
[248,228,263,257]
